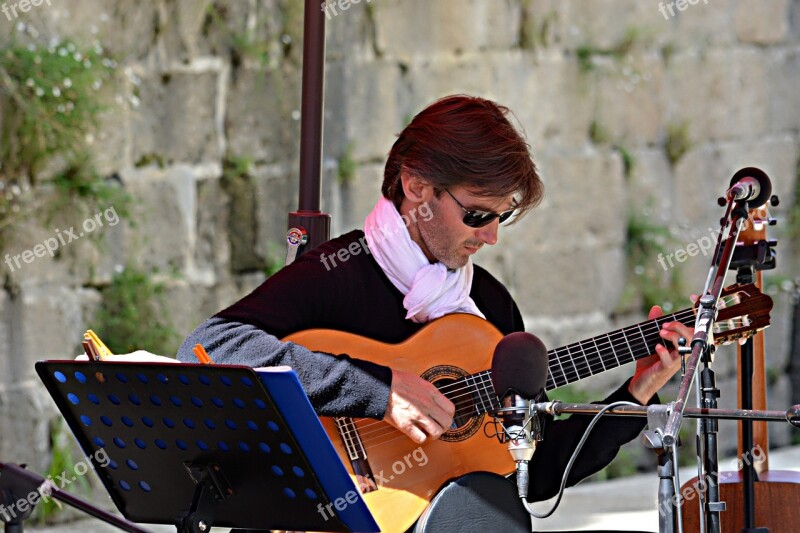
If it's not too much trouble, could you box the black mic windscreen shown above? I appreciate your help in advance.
[491,332,549,400]
[730,167,772,207]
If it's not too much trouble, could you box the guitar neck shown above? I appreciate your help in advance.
[466,307,697,416]
[544,307,695,391]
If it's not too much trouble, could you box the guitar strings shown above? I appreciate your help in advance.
[334,319,673,445]
[335,305,754,447]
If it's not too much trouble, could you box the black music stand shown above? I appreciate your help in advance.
[35,361,379,532]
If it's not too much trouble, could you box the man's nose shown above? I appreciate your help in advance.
[476,219,499,245]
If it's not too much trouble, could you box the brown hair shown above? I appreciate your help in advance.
[382,95,543,220]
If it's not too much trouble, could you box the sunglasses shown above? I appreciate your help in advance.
[444,189,516,228]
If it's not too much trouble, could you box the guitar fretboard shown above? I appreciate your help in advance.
[452,308,696,416]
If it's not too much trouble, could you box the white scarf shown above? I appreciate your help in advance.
[364,197,486,323]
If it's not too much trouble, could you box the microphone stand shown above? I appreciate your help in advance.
[653,191,752,533]
[526,401,800,533]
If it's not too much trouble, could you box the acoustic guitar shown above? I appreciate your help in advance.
[285,284,772,532]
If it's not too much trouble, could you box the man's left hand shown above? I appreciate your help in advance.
[628,305,693,404]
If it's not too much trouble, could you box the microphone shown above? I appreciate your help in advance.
[490,332,549,499]
[727,167,772,207]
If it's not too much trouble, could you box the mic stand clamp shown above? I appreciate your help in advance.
[641,404,681,533]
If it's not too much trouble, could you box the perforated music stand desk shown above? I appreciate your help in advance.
[36,361,379,532]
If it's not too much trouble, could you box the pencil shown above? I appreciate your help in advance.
[193,344,213,365]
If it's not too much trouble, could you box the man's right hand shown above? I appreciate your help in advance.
[383,369,455,443]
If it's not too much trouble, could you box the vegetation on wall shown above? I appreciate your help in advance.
[621,212,685,314]
[0,29,128,250]
[576,27,643,73]
[665,121,692,166]
[337,142,358,185]
[93,266,180,356]
[33,421,93,524]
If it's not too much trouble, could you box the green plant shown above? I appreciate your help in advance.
[337,142,357,185]
[575,27,643,73]
[0,38,115,179]
[47,154,130,225]
[588,119,610,144]
[665,122,692,166]
[93,266,180,356]
[614,145,636,180]
[661,43,677,65]
[0,30,121,250]
[787,150,800,240]
[621,213,685,314]
[33,420,92,523]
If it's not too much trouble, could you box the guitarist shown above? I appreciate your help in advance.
[177,94,692,503]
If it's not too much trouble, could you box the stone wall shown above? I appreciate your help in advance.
[1,0,798,477]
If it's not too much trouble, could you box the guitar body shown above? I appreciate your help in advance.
[284,314,513,533]
[680,472,800,533]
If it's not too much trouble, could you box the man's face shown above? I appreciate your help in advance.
[415,186,513,269]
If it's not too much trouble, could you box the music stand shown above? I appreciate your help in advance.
[35,361,379,532]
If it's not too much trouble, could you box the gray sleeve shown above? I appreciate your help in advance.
[176,316,393,419]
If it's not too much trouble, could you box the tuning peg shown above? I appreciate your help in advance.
[717,196,726,206]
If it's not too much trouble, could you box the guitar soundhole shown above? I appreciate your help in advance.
[422,365,482,443]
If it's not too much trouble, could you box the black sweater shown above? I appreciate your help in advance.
[177,230,654,500]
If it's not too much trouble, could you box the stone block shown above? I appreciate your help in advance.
[12,284,86,381]
[0,381,59,473]
[666,48,769,143]
[325,0,379,60]
[194,175,230,281]
[119,166,196,274]
[503,244,627,317]
[404,51,591,152]
[160,278,227,351]
[593,53,667,146]
[765,47,800,134]
[627,148,674,223]
[671,0,737,49]
[252,164,296,269]
[524,148,627,251]
[325,163,384,237]
[0,290,10,384]
[550,0,670,50]
[130,67,223,165]
[522,52,596,151]
[328,58,403,161]
[73,2,160,61]
[735,0,790,45]
[156,0,214,62]
[225,64,301,164]
[372,0,522,60]
[93,80,132,175]
[673,136,797,230]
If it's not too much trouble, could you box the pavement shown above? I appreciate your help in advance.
[25,445,800,532]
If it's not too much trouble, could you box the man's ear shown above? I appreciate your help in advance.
[400,171,433,204]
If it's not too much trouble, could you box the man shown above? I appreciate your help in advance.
[177,94,690,501]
